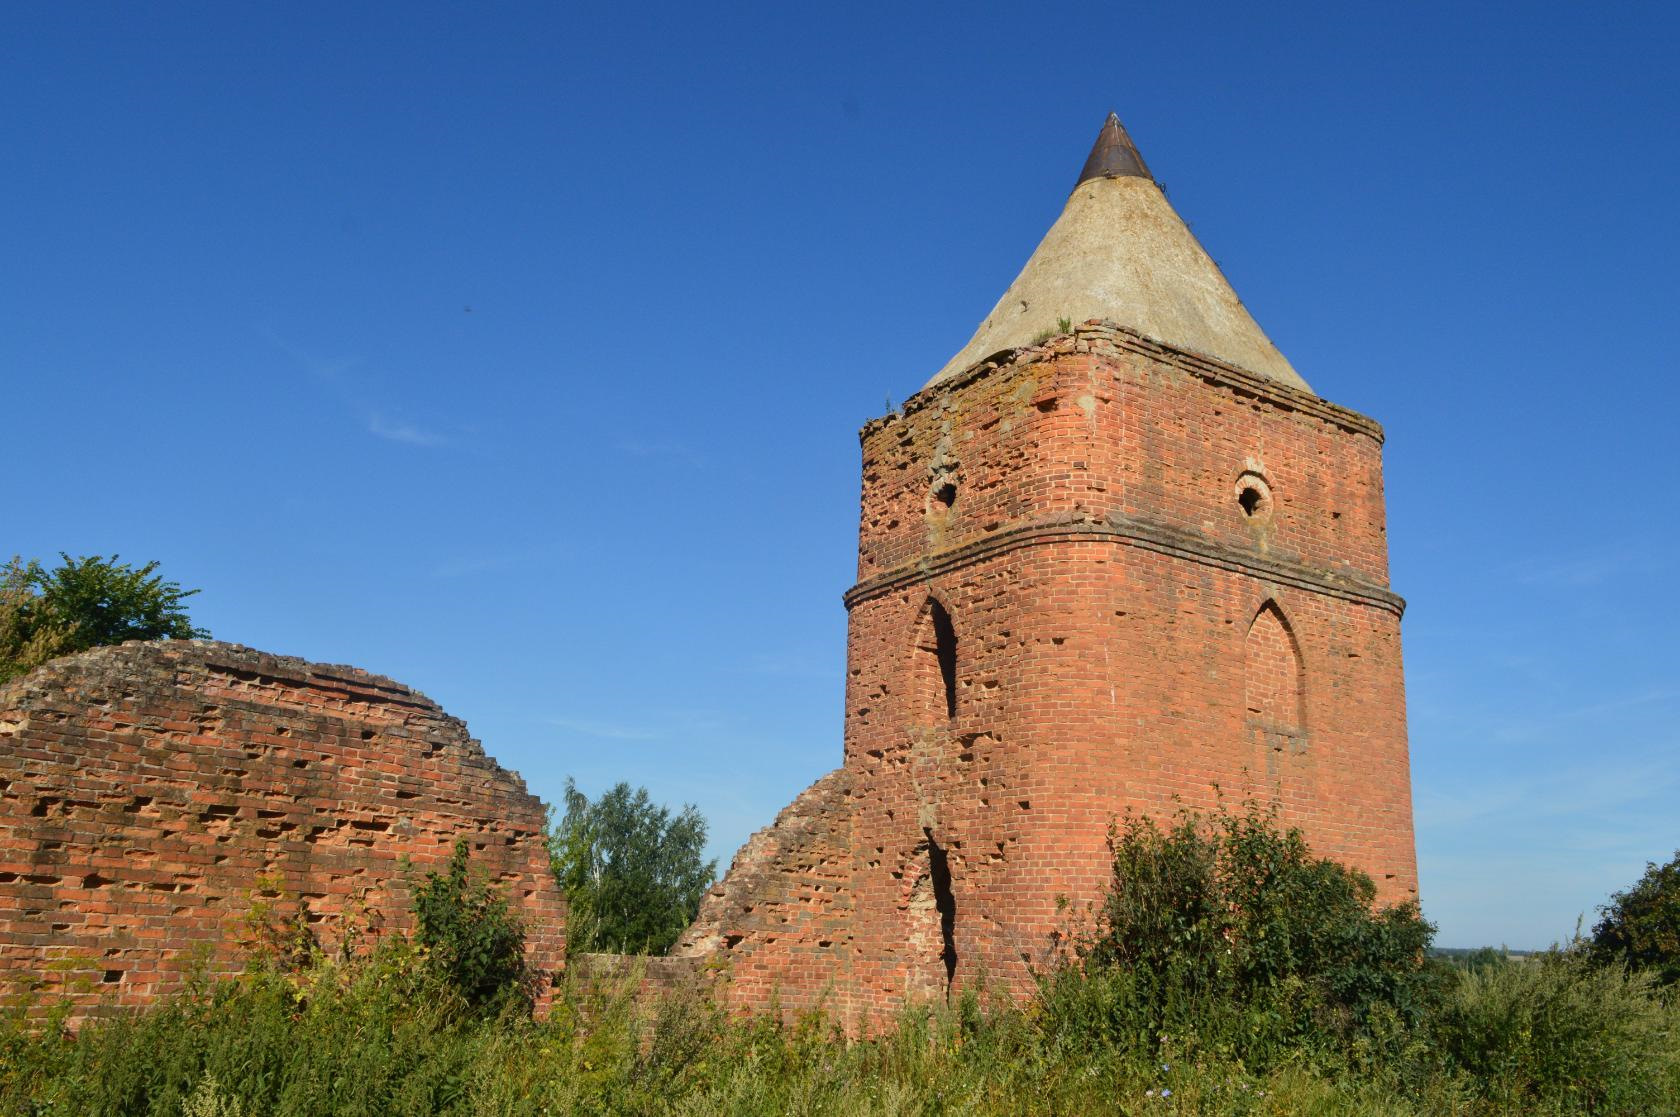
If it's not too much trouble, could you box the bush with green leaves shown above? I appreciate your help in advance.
[1040,802,1440,1065]
[549,779,716,955]
[1432,947,1680,1114]
[12,947,1670,1116]
[412,839,532,1012]
[0,954,1460,1117]
[1,553,206,684]
[0,938,502,1117]
[2,824,1677,1115]
[1590,847,1680,985]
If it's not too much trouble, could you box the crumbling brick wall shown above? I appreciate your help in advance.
[685,322,1417,1030]
[677,770,855,1010]
[0,641,566,1019]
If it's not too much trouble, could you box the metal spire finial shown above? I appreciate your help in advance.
[1074,112,1153,188]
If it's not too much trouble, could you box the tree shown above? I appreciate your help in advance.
[1590,848,1680,985]
[0,558,61,685]
[0,553,207,684]
[412,838,532,1012]
[549,779,717,955]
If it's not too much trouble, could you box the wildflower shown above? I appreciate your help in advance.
[1161,1088,1172,1098]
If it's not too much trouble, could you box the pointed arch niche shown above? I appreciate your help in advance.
[1244,600,1306,753]
[909,597,959,722]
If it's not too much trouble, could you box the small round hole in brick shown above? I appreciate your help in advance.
[933,482,957,510]
[1236,472,1271,519]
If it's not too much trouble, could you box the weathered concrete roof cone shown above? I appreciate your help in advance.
[927,113,1311,392]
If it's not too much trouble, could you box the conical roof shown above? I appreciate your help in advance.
[926,114,1309,393]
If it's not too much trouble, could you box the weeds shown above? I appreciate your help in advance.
[1433,949,1680,1114]
[2,939,1673,1114]
[413,838,534,1013]
[1029,317,1076,346]
[0,813,1674,1114]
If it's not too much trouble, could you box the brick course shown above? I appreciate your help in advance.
[0,641,566,1019]
[679,321,1417,1029]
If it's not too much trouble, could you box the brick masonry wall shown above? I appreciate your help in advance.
[677,770,857,1012]
[684,322,1418,1030]
[0,641,566,1019]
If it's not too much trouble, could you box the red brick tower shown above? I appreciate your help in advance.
[681,115,1417,1027]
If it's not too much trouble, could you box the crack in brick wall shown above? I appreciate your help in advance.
[0,641,566,1020]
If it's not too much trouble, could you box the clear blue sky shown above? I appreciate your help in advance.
[7,2,1676,949]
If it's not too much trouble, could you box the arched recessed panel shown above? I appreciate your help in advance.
[1245,600,1305,737]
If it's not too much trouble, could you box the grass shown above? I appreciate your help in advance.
[3,810,1674,1114]
[0,944,1673,1115]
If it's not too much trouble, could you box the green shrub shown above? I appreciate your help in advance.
[1433,948,1680,1115]
[1042,802,1439,1066]
[0,940,488,1117]
[4,813,1676,1115]
[1591,848,1680,986]
[4,929,1669,1116]
[412,839,533,1013]
[0,965,1440,1117]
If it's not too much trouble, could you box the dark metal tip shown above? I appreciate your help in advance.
[1074,112,1153,189]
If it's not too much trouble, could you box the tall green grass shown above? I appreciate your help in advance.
[0,944,1674,1115]
[2,806,1675,1115]
[1433,951,1680,1114]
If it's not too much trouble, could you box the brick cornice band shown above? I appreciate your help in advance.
[866,321,1385,445]
[843,513,1406,616]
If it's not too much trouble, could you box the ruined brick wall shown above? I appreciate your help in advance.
[569,952,705,1015]
[0,641,566,1019]
[685,322,1416,1029]
[677,771,856,1010]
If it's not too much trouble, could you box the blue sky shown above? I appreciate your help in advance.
[7,2,1676,949]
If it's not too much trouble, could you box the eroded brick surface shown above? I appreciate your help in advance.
[681,323,1418,1030]
[678,771,855,1009]
[0,641,566,1019]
